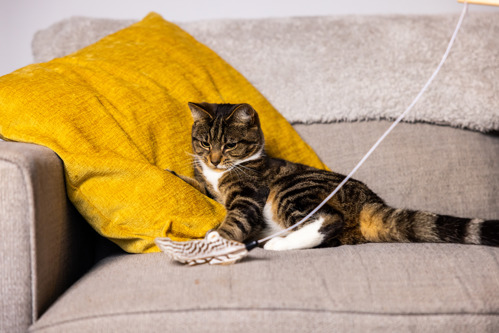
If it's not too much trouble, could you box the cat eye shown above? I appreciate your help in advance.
[225,143,237,150]
[199,141,210,149]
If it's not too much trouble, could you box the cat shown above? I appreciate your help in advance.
[169,102,499,250]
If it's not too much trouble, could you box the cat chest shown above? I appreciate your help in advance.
[200,162,225,197]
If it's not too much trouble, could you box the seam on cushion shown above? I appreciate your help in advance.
[0,156,36,324]
[30,308,499,332]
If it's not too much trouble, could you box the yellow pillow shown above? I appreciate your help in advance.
[0,13,328,253]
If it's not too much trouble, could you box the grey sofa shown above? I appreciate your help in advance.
[2,13,499,332]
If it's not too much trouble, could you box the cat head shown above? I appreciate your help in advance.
[188,102,264,171]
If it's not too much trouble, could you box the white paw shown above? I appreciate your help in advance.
[263,237,290,251]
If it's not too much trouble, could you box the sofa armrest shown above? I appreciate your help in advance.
[0,142,95,332]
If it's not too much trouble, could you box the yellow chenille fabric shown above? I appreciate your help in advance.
[0,13,328,253]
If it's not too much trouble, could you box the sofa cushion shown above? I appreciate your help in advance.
[32,14,499,132]
[30,244,499,332]
[294,122,498,219]
[0,13,327,253]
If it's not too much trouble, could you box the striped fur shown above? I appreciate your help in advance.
[173,102,499,249]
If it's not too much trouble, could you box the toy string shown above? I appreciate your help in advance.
[251,1,469,248]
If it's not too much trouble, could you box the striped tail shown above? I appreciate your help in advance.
[359,203,499,246]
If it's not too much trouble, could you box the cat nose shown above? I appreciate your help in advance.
[210,152,222,167]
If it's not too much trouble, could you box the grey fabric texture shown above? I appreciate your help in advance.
[0,142,94,333]
[0,146,33,333]
[295,121,499,219]
[30,245,499,332]
[26,122,499,332]
[31,14,499,132]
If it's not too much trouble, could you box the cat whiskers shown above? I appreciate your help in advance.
[234,163,260,176]
[168,151,203,171]
[227,162,259,180]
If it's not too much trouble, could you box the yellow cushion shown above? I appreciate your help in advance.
[0,13,328,253]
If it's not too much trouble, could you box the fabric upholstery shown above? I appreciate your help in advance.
[0,147,32,333]
[0,13,327,253]
[0,142,94,333]
[32,14,499,132]
[30,244,499,332]
[294,122,499,219]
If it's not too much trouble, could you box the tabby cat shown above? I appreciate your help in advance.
[169,102,498,250]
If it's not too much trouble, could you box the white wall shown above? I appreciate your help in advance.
[1,0,498,76]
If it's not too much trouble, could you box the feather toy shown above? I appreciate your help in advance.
[155,230,257,266]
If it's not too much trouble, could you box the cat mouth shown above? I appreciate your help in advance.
[209,164,228,171]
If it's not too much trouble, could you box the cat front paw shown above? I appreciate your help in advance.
[263,237,288,251]
[165,169,178,176]
[215,229,234,242]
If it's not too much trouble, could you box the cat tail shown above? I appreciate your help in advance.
[359,203,499,246]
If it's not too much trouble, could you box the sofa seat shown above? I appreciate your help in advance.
[30,244,499,332]
[26,121,499,332]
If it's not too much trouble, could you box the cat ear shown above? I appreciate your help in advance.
[188,102,214,121]
[227,103,256,124]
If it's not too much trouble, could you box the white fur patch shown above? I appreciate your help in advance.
[199,158,225,195]
[264,217,325,251]
[261,201,289,240]
[465,218,483,244]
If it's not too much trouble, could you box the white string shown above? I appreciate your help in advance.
[257,1,469,244]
